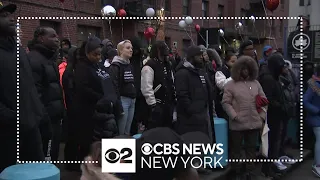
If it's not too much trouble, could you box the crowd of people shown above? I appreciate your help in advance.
[0,3,319,180]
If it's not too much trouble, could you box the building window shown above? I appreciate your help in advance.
[218,5,224,23]
[77,25,101,47]
[307,0,311,5]
[202,0,208,17]
[183,0,190,15]
[164,0,171,12]
[281,0,285,9]
[101,0,116,7]
[40,20,61,36]
[299,0,304,6]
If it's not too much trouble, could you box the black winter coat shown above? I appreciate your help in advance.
[258,55,288,121]
[73,58,119,142]
[28,44,65,124]
[174,61,214,137]
[0,37,45,132]
[92,98,119,141]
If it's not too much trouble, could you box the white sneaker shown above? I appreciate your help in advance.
[312,165,320,178]
[279,156,297,165]
[273,161,288,171]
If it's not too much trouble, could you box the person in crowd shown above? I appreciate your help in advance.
[278,62,297,164]
[303,61,316,151]
[80,128,201,180]
[62,46,79,171]
[57,38,71,66]
[303,65,320,178]
[128,37,146,135]
[259,54,289,177]
[101,38,114,64]
[103,48,117,68]
[28,26,65,161]
[0,2,46,172]
[238,40,255,59]
[222,55,267,180]
[169,46,182,71]
[141,41,176,130]
[258,45,273,65]
[109,40,136,135]
[80,141,121,180]
[174,45,215,144]
[73,37,118,165]
[215,52,237,119]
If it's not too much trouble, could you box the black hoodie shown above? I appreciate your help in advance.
[259,54,288,119]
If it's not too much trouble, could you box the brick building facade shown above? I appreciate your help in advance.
[3,0,289,59]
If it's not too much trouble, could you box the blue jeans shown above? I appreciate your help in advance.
[314,127,320,165]
[118,96,136,135]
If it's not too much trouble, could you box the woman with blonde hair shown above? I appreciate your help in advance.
[109,40,136,135]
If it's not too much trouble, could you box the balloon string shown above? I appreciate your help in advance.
[238,29,244,42]
[221,36,230,46]
[121,19,124,40]
[189,25,193,40]
[260,0,278,49]
[184,28,195,45]
[198,33,206,44]
[108,20,113,40]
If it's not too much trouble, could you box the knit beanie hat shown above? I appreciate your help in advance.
[85,37,102,54]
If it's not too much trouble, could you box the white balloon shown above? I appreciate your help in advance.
[101,5,116,17]
[250,15,255,23]
[146,8,155,17]
[185,16,193,25]
[178,20,187,28]
[218,29,224,37]
[235,22,243,30]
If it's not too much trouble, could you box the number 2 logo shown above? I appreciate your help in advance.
[105,148,133,163]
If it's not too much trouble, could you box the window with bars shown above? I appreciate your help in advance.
[299,0,304,6]
[77,25,101,47]
[183,0,190,15]
[202,0,208,17]
[218,5,224,23]
[40,20,61,36]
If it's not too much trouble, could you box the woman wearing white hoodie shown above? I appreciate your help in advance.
[109,40,136,135]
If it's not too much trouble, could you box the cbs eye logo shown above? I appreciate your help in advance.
[105,148,133,164]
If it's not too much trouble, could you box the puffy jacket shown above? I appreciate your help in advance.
[28,44,65,123]
[92,98,119,140]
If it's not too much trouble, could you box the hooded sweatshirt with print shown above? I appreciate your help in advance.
[109,56,137,99]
